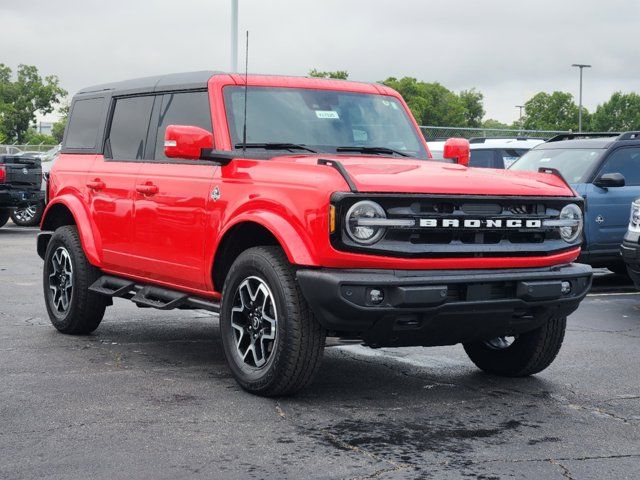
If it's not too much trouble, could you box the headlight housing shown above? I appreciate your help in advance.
[345,200,387,244]
[559,203,583,243]
[630,199,640,233]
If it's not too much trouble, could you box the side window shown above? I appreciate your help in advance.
[65,97,105,149]
[500,149,527,169]
[154,91,212,160]
[107,96,154,160]
[598,148,640,186]
[469,149,496,168]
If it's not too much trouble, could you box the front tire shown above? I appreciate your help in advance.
[11,201,45,227]
[463,315,566,377]
[220,246,326,396]
[43,225,107,334]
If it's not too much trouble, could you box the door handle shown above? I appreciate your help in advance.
[136,183,159,196]
[86,179,105,190]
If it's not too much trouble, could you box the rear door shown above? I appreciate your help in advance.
[130,90,217,290]
[88,95,153,271]
[585,146,640,254]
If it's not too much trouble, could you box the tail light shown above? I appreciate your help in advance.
[0,166,5,183]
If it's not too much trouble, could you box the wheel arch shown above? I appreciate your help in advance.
[39,196,102,266]
[211,215,317,292]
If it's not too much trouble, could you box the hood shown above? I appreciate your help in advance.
[279,155,575,197]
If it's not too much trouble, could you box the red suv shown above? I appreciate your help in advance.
[38,72,592,396]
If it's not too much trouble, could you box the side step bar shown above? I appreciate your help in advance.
[89,275,220,313]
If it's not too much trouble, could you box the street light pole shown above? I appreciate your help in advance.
[231,0,238,72]
[515,105,524,133]
[572,63,591,132]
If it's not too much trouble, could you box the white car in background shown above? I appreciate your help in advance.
[428,137,545,169]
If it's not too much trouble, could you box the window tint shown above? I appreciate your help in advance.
[107,96,154,159]
[65,97,105,149]
[598,148,640,186]
[154,91,212,160]
[469,149,495,168]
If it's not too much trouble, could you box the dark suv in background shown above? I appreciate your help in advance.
[0,155,44,228]
[510,132,640,274]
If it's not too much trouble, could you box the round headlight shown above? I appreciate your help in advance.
[630,199,640,232]
[345,200,386,244]
[559,203,583,243]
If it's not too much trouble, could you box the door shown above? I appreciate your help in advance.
[88,95,153,271]
[585,146,640,254]
[130,91,217,290]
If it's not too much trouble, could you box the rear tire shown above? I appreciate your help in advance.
[43,225,107,334]
[0,208,10,228]
[11,201,44,227]
[463,315,566,377]
[220,246,326,396]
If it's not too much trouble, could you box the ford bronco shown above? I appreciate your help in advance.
[38,72,592,396]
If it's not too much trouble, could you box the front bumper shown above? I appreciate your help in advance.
[297,263,592,347]
[0,188,44,208]
[621,230,640,289]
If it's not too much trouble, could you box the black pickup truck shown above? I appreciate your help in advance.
[0,155,44,228]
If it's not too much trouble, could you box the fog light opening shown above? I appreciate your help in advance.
[369,288,384,304]
[561,281,572,295]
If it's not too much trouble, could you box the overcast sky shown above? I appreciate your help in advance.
[3,0,640,124]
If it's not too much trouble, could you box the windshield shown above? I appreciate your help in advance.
[509,148,604,183]
[223,86,427,159]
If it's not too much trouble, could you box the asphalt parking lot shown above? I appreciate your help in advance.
[1,224,640,480]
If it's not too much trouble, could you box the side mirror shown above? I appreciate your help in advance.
[594,172,626,188]
[164,125,213,160]
[443,138,471,166]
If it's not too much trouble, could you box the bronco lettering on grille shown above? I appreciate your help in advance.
[419,218,543,229]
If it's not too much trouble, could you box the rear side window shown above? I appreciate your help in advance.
[65,97,105,149]
[107,96,154,159]
[469,149,496,168]
[153,91,212,160]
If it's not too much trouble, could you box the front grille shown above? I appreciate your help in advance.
[331,194,582,259]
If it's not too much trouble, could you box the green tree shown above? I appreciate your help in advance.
[459,89,485,128]
[0,64,66,143]
[522,91,584,131]
[308,69,349,80]
[23,129,56,145]
[590,92,640,132]
[381,77,468,127]
[482,118,511,129]
[51,103,69,143]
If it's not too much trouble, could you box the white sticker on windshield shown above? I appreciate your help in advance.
[315,110,340,119]
[540,158,551,163]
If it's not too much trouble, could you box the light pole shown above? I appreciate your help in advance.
[572,63,591,132]
[231,0,238,72]
[515,105,525,134]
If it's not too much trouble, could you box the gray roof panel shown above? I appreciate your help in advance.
[77,71,223,95]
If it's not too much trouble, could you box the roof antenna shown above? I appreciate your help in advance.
[241,30,249,154]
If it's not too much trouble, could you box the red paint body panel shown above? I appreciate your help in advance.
[44,73,581,298]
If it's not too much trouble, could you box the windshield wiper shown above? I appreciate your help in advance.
[335,146,411,157]
[234,142,317,153]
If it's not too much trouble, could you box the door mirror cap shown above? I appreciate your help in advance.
[594,172,626,188]
[164,125,213,160]
[443,138,471,166]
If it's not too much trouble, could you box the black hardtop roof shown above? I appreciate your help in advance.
[535,137,618,150]
[77,70,223,96]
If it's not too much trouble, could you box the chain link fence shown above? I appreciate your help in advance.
[420,126,569,141]
[0,144,59,155]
